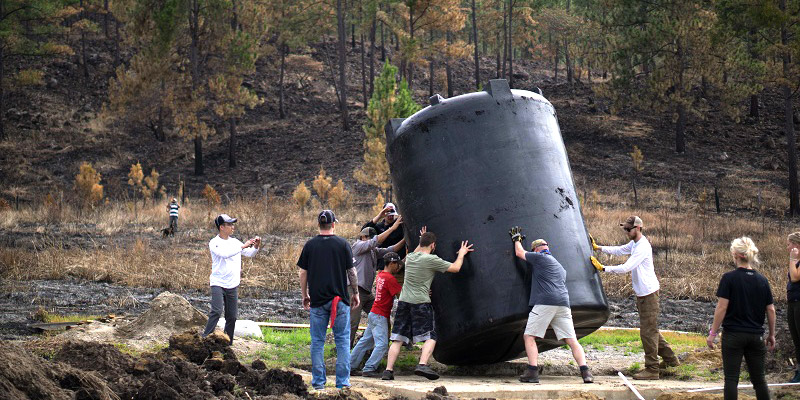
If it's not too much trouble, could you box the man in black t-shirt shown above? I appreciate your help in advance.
[298,210,360,390]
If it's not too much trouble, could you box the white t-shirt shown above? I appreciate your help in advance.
[208,235,258,289]
[600,235,660,297]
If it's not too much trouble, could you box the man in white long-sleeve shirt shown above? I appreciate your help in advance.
[590,216,679,380]
[202,214,260,345]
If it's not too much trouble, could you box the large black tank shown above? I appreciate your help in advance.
[384,79,609,366]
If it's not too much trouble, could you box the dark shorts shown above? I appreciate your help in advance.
[390,301,437,344]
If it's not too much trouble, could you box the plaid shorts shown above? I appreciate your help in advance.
[390,301,437,344]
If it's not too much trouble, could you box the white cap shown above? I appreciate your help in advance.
[385,202,399,216]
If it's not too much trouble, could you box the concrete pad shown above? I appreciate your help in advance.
[348,375,724,400]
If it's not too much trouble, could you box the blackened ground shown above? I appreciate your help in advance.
[4,278,790,342]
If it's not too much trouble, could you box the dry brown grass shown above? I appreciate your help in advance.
[0,190,797,302]
[0,195,373,292]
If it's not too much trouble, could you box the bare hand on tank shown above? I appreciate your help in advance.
[458,241,475,257]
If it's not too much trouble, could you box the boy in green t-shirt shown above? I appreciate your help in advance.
[382,228,474,381]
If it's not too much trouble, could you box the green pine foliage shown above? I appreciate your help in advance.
[354,61,421,195]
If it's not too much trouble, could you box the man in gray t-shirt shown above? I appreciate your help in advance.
[349,217,405,346]
[510,226,593,384]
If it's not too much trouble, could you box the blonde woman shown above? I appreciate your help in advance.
[786,233,800,383]
[707,237,775,400]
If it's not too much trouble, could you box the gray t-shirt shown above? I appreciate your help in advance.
[351,237,391,291]
[524,251,569,307]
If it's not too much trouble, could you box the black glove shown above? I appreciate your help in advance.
[509,226,526,243]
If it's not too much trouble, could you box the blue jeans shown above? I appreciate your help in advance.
[310,300,351,389]
[350,312,390,372]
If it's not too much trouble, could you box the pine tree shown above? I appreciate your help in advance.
[355,62,420,196]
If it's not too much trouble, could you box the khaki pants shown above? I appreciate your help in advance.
[350,287,375,347]
[636,290,677,371]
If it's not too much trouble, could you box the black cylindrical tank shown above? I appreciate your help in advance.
[384,79,609,366]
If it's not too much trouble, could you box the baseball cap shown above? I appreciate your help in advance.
[530,239,548,251]
[318,209,337,224]
[214,214,237,228]
[359,227,377,238]
[620,216,643,229]
[385,202,399,216]
[383,252,401,262]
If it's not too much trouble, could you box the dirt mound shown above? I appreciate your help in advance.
[682,348,723,370]
[0,341,117,400]
[116,291,207,342]
[9,332,310,399]
[310,387,367,400]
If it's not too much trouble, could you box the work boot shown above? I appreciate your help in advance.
[381,370,394,380]
[659,357,680,369]
[632,368,660,380]
[414,364,440,380]
[790,369,800,383]
[580,367,594,383]
[362,370,381,378]
[519,366,540,383]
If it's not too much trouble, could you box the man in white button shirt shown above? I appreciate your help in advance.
[202,214,260,344]
[590,216,679,380]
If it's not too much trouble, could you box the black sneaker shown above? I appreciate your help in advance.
[381,370,394,380]
[790,369,800,383]
[362,370,381,378]
[414,364,440,380]
[519,367,539,383]
[581,368,594,384]
[350,370,362,376]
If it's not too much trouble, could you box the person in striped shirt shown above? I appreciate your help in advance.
[167,198,180,231]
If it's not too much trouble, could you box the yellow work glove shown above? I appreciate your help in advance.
[589,234,600,251]
[590,256,605,272]
[509,226,526,243]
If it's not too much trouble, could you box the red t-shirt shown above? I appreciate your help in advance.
[371,270,402,318]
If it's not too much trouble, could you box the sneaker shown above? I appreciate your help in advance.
[381,370,394,380]
[312,386,325,391]
[581,368,594,384]
[414,364,440,380]
[519,367,540,383]
[632,369,659,380]
[790,369,800,383]
[659,358,680,369]
[362,370,381,378]
[350,370,362,376]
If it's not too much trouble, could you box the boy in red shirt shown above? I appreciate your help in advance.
[350,252,403,377]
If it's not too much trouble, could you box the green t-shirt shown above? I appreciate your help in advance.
[398,252,452,304]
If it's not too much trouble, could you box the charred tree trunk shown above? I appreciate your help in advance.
[0,44,5,141]
[361,33,367,108]
[407,2,414,89]
[446,31,454,97]
[472,0,479,89]
[748,29,759,121]
[337,0,349,131]
[501,0,507,78]
[279,44,286,119]
[675,40,686,154]
[508,1,515,86]
[380,5,385,61]
[80,0,89,82]
[228,118,236,169]
[429,30,435,97]
[370,15,376,95]
[190,0,203,175]
[104,0,110,38]
[782,0,799,216]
